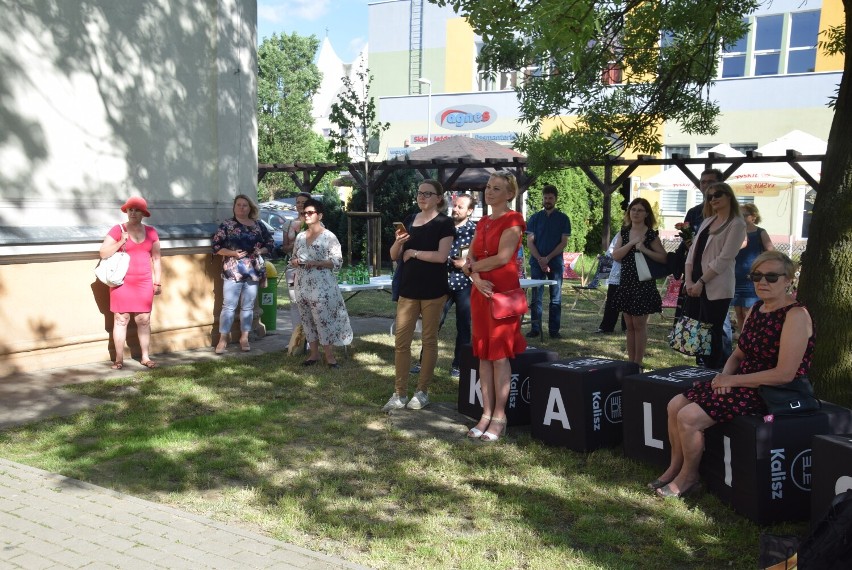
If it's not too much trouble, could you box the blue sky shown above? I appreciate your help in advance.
[256,0,371,62]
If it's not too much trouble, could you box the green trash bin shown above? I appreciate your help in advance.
[260,261,278,331]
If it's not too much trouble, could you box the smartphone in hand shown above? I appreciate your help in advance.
[394,222,407,234]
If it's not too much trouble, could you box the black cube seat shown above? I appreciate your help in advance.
[621,366,717,468]
[701,403,852,524]
[529,357,639,451]
[457,344,557,426]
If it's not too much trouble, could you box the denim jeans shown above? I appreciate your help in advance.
[529,262,563,334]
[219,279,259,333]
[439,287,472,369]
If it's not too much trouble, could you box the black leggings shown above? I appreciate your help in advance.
[684,293,731,370]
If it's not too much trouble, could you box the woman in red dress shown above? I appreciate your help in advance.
[462,172,526,442]
[98,196,161,369]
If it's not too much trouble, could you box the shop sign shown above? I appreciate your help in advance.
[410,133,470,145]
[437,105,497,131]
[472,132,517,142]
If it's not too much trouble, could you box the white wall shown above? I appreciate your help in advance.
[0,0,258,257]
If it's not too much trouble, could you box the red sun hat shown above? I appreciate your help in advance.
[120,196,151,217]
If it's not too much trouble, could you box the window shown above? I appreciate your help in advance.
[661,189,687,213]
[602,62,622,85]
[788,11,819,73]
[664,145,689,169]
[719,10,821,78]
[721,20,749,78]
[663,188,753,214]
[731,143,758,154]
[754,14,783,76]
[659,189,704,214]
[692,189,703,206]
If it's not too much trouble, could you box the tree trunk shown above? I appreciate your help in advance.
[798,6,852,406]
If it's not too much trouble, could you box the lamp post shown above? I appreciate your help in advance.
[417,77,432,145]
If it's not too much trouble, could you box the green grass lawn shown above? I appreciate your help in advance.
[0,279,807,569]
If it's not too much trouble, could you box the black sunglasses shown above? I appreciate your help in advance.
[748,272,784,283]
[706,190,727,201]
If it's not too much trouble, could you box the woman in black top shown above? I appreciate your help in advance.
[382,180,455,412]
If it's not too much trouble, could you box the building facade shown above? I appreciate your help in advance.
[362,0,840,244]
[0,0,258,373]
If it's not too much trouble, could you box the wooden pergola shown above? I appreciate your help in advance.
[258,150,824,252]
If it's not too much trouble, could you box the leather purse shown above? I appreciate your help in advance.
[490,288,528,320]
[759,377,821,416]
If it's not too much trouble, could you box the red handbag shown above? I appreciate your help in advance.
[490,288,528,319]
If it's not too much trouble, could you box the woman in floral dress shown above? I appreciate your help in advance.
[290,199,352,368]
[650,251,815,498]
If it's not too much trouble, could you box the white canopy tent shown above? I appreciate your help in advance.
[736,130,826,249]
[731,130,825,185]
[638,134,828,248]
[639,144,744,191]
[639,143,794,196]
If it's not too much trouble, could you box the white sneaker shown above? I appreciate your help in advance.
[406,391,430,410]
[382,393,408,412]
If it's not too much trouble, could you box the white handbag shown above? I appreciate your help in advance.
[634,251,653,282]
[95,225,130,287]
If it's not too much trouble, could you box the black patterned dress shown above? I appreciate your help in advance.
[612,227,662,316]
[684,300,815,422]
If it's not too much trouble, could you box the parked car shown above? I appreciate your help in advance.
[273,194,325,209]
[258,205,297,230]
[257,205,298,259]
[258,219,284,259]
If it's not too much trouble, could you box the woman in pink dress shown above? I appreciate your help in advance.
[462,172,526,442]
[98,196,162,369]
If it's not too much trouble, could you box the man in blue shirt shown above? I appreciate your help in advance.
[526,185,572,338]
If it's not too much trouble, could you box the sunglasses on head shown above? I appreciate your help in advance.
[706,190,727,201]
[748,271,784,283]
